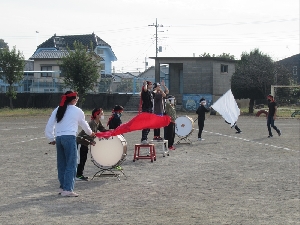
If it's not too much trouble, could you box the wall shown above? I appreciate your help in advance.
[0,93,132,110]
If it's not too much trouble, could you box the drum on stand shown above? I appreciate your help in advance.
[90,135,127,180]
[175,116,194,144]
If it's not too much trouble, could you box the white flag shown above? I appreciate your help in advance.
[211,89,240,126]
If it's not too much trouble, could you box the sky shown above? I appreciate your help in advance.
[1,0,299,73]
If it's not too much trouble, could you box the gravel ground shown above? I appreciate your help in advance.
[0,112,299,225]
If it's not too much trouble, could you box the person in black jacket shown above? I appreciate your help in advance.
[140,81,154,144]
[107,105,124,129]
[267,94,281,138]
[196,98,210,141]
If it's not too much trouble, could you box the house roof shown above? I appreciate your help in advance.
[37,33,111,50]
[30,50,69,59]
[149,56,237,63]
[113,72,136,79]
[29,49,104,60]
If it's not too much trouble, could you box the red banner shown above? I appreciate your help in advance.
[95,112,170,138]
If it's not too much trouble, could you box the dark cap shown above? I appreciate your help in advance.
[153,82,160,89]
[113,105,124,112]
[200,98,206,102]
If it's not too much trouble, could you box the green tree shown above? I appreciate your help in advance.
[217,53,235,60]
[199,52,235,60]
[60,41,101,107]
[0,46,25,109]
[231,49,292,113]
[0,39,9,49]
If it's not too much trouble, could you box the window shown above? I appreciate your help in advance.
[41,66,52,77]
[293,66,297,76]
[59,66,64,77]
[221,64,228,73]
[97,48,104,55]
[44,88,55,92]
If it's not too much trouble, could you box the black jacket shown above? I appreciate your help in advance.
[196,105,210,120]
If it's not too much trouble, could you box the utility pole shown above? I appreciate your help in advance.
[148,18,163,58]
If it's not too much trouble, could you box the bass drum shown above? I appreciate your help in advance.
[175,116,194,137]
[90,135,127,168]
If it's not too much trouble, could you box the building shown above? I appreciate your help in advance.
[150,57,237,111]
[28,33,115,93]
[277,54,300,84]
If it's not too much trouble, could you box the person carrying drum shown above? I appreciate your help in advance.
[140,80,154,144]
[196,98,210,141]
[107,105,124,129]
[164,95,176,150]
[45,91,95,197]
[76,108,108,181]
[153,80,169,141]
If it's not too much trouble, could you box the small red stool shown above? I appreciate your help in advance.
[133,144,156,163]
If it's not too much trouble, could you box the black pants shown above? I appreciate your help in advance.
[198,118,205,138]
[234,124,241,132]
[267,116,280,136]
[164,122,175,147]
[225,120,241,132]
[154,128,160,137]
[76,143,89,177]
[141,108,153,141]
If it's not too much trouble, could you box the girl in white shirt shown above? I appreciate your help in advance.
[45,91,95,197]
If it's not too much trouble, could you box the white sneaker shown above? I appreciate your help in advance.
[141,140,149,144]
[198,138,205,141]
[61,191,79,197]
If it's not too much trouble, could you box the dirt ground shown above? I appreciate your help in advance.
[0,112,299,225]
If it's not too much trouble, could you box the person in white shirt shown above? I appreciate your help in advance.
[45,91,95,197]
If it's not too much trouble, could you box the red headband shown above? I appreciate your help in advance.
[91,109,102,119]
[59,92,78,106]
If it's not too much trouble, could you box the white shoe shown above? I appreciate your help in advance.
[198,138,205,141]
[61,191,79,197]
[141,140,149,144]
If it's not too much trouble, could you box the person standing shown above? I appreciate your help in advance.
[267,94,281,138]
[45,91,95,197]
[140,81,154,144]
[107,105,124,129]
[153,80,168,140]
[164,95,176,150]
[196,98,210,141]
[76,108,107,181]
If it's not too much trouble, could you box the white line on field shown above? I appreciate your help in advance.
[200,130,298,152]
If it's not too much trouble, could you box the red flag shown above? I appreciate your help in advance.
[96,112,170,138]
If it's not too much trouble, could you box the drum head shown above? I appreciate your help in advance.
[91,135,125,167]
[175,116,193,137]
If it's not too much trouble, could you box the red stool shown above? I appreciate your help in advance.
[133,144,156,163]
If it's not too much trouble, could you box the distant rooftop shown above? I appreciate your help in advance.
[37,33,111,50]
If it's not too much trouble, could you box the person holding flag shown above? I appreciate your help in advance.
[211,89,242,134]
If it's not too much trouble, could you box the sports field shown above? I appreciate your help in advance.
[0,112,299,225]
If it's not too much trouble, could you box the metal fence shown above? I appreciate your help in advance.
[0,71,168,95]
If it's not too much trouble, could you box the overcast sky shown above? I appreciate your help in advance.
[1,0,299,73]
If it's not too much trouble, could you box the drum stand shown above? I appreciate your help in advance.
[90,165,127,181]
[176,129,194,145]
[90,150,127,181]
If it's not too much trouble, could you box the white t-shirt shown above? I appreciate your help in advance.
[45,105,92,142]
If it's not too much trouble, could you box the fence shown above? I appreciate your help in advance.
[0,71,159,95]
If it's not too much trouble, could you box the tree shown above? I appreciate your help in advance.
[0,46,25,109]
[199,52,235,60]
[231,49,292,113]
[60,41,102,107]
[0,39,9,49]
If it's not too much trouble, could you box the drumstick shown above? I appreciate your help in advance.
[78,136,96,145]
